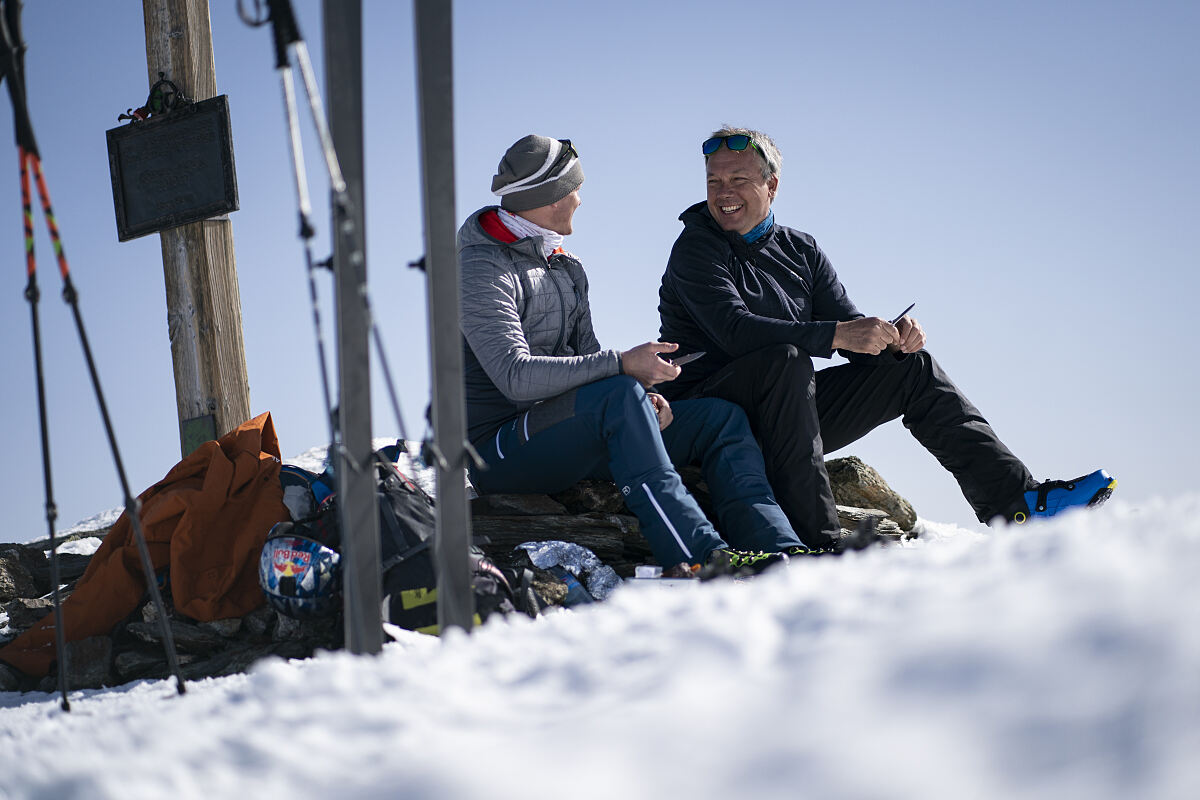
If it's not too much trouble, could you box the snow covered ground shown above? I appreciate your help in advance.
[2,495,1198,800]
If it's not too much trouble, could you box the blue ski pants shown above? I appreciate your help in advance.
[470,376,801,567]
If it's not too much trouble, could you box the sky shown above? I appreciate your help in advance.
[3,502,1200,798]
[1,0,1197,543]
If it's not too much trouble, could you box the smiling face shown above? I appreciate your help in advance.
[705,146,778,235]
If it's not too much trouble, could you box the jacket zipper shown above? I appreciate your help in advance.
[547,255,569,354]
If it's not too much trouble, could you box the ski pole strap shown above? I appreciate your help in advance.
[1,0,40,157]
[267,0,302,69]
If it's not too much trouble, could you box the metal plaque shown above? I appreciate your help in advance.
[106,95,239,242]
[180,413,217,457]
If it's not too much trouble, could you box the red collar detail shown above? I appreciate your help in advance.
[480,209,518,243]
[479,209,566,256]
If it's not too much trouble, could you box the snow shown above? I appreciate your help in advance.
[286,439,440,498]
[52,509,123,542]
[44,538,103,558]
[2,495,1198,799]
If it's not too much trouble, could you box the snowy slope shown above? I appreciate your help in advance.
[2,497,1198,800]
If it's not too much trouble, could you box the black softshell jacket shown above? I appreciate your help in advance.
[658,202,874,398]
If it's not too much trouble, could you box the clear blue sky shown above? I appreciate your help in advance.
[2,0,1196,543]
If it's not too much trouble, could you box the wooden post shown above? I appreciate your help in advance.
[142,0,250,456]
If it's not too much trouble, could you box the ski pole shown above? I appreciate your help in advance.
[5,0,68,710]
[31,146,187,697]
[17,147,69,711]
[4,0,186,698]
[241,0,413,454]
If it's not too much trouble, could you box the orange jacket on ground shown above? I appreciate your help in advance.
[0,412,289,678]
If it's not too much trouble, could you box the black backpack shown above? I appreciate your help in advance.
[277,449,525,633]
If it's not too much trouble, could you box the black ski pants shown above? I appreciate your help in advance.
[681,344,1035,546]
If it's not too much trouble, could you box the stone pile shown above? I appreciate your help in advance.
[475,455,918,576]
[0,455,917,692]
[0,531,340,693]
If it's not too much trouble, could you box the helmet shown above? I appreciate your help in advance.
[259,518,341,618]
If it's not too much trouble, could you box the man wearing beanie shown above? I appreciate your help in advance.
[458,134,821,576]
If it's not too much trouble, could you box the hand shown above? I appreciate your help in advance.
[892,315,926,353]
[620,341,682,387]
[648,393,673,430]
[831,317,900,355]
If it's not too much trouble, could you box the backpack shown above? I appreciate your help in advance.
[270,448,526,634]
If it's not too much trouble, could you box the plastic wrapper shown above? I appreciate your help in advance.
[516,540,620,601]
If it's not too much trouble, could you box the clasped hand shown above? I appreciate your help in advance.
[832,315,926,355]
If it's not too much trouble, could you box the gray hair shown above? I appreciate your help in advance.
[706,125,782,181]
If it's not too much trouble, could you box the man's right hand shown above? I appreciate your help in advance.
[832,317,900,355]
[620,341,682,387]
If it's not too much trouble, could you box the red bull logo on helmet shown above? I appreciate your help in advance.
[273,547,313,576]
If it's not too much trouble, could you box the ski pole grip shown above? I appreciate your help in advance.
[267,0,302,69]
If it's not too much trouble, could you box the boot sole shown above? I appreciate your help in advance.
[1087,478,1117,508]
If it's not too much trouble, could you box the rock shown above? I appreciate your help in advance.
[115,637,312,684]
[3,597,54,631]
[827,456,918,532]
[114,649,169,681]
[200,618,243,638]
[549,480,628,514]
[126,619,228,655]
[140,588,178,624]
[472,455,919,572]
[0,552,39,602]
[0,661,22,691]
[28,552,93,590]
[471,494,568,516]
[64,636,113,690]
[242,605,276,638]
[274,613,304,641]
[182,643,281,680]
[835,506,906,541]
[530,573,568,606]
[270,612,338,649]
[0,542,93,597]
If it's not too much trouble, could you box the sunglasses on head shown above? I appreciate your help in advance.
[701,134,762,157]
[539,138,578,178]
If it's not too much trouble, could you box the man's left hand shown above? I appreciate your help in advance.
[648,393,673,430]
[892,315,926,353]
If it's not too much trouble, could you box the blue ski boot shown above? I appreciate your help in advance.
[1005,469,1117,524]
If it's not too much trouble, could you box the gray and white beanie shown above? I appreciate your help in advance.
[491,135,584,212]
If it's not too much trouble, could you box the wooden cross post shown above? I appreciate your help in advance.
[141,0,250,455]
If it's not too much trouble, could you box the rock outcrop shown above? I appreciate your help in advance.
[826,456,918,532]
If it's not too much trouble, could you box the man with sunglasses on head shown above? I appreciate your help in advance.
[459,134,817,578]
[657,126,1115,550]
